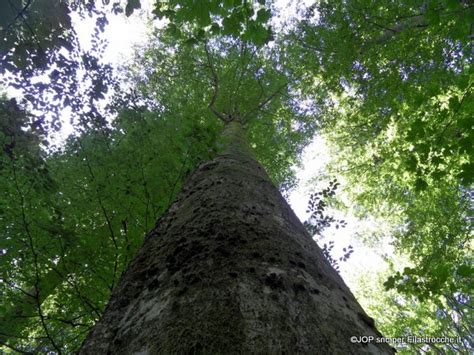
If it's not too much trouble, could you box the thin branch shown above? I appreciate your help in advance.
[0,340,33,354]
[77,139,120,291]
[64,277,103,320]
[11,159,62,354]
[48,316,90,328]
[169,151,190,206]
[6,0,33,30]
[367,19,400,33]
[436,85,472,145]
[64,259,109,298]
[7,0,45,54]
[230,41,251,111]
[3,279,36,299]
[242,82,288,121]
[373,15,427,45]
[35,293,62,354]
[204,42,227,121]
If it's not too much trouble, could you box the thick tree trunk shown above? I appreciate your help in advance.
[80,120,393,354]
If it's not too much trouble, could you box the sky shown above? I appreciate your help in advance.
[288,135,394,286]
[32,1,393,289]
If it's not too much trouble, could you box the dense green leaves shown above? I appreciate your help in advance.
[130,34,315,186]
[0,100,219,352]
[286,0,473,348]
[152,0,273,45]
[355,266,473,354]
[125,0,141,17]
[290,0,473,300]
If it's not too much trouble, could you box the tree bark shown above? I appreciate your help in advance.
[80,120,393,354]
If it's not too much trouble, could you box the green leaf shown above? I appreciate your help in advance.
[125,0,141,17]
[256,9,271,23]
[458,162,474,184]
[223,0,234,8]
[210,23,220,34]
[426,9,440,25]
[222,15,242,35]
[0,0,21,28]
[405,156,417,172]
[432,265,449,283]
[414,178,428,192]
[448,96,459,110]
[193,2,211,26]
[165,23,181,38]
[443,0,461,10]
[457,265,472,277]
[185,38,199,46]
[383,276,396,290]
[175,7,194,22]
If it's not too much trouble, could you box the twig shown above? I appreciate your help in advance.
[168,150,189,207]
[6,0,33,30]
[0,339,33,354]
[11,159,62,354]
[242,82,288,121]
[436,85,472,145]
[78,139,120,291]
[229,41,250,110]
[7,0,45,55]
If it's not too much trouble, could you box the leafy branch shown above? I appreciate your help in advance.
[204,41,228,122]
[303,180,352,272]
[242,81,288,121]
[11,158,62,353]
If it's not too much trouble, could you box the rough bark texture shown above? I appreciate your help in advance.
[80,121,394,354]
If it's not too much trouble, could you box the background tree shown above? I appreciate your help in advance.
[293,0,472,237]
[355,263,473,354]
[289,0,472,351]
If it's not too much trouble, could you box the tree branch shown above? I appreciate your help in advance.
[6,0,33,30]
[11,159,62,354]
[204,42,228,122]
[242,82,288,121]
[372,15,426,45]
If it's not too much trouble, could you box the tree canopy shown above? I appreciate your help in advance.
[0,0,472,353]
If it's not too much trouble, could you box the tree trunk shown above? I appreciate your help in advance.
[80,120,393,354]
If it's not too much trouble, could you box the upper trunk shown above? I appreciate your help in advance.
[80,120,393,354]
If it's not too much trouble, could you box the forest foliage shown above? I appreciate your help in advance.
[0,0,472,353]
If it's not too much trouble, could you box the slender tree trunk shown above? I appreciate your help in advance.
[80,120,393,354]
